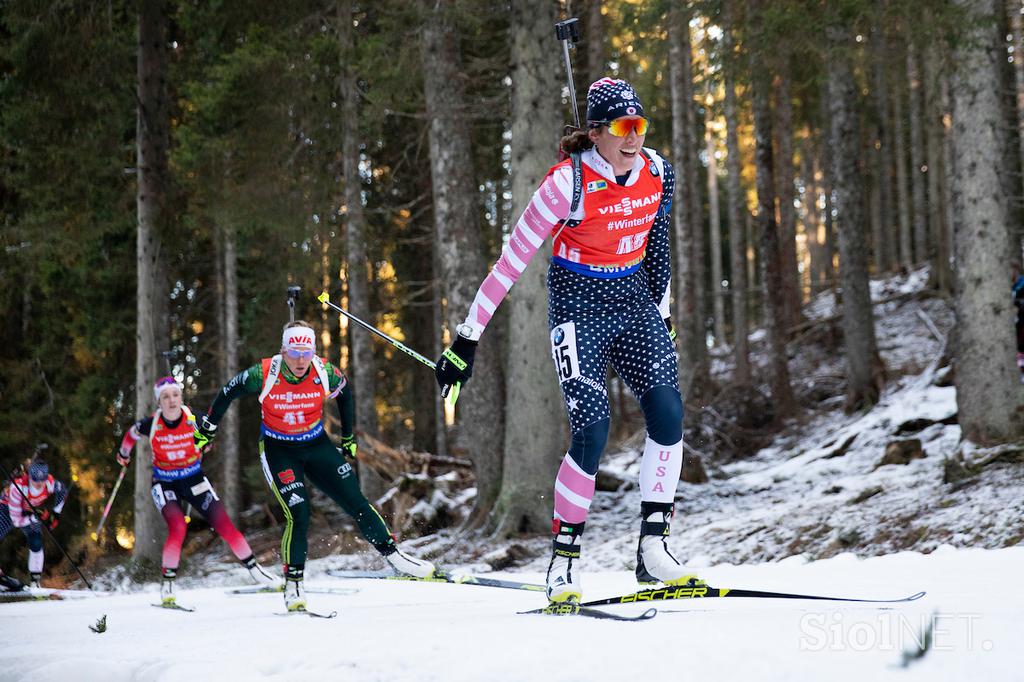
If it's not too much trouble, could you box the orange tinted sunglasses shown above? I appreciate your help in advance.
[593,117,649,137]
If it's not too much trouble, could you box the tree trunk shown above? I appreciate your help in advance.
[409,228,439,454]
[705,94,727,347]
[941,73,957,285]
[872,10,896,273]
[950,0,1024,444]
[869,149,884,272]
[1011,0,1024,209]
[669,6,708,405]
[773,70,801,327]
[828,23,886,411]
[684,18,707,379]
[722,15,750,383]
[749,21,795,418]
[892,50,914,270]
[820,90,837,289]
[216,221,241,519]
[585,0,604,86]
[338,0,383,501]
[801,135,822,294]
[134,0,170,566]
[493,0,564,536]
[432,248,447,457]
[907,45,929,265]
[924,38,951,292]
[421,1,505,522]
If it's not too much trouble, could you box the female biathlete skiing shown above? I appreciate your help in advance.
[435,78,693,605]
[195,321,434,612]
[117,376,275,606]
[0,457,67,588]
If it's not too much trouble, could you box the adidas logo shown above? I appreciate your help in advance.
[287,493,305,507]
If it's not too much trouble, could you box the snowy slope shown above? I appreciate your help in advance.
[1,546,1022,682]
[4,266,1022,681]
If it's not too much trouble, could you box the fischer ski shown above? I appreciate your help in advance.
[518,601,658,622]
[227,585,358,596]
[152,602,196,612]
[275,608,337,619]
[325,568,545,592]
[578,579,926,608]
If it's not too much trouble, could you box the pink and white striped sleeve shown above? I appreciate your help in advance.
[461,167,573,340]
[8,483,29,527]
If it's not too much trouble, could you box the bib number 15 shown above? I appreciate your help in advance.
[550,322,580,383]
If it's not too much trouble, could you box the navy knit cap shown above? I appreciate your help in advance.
[28,459,48,482]
[586,78,645,125]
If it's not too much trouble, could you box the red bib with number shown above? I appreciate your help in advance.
[550,157,663,273]
[150,406,202,473]
[259,357,328,442]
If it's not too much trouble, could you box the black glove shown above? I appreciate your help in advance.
[339,434,357,462]
[435,334,478,401]
[194,414,218,452]
[664,317,677,341]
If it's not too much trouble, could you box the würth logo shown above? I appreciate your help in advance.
[278,469,296,484]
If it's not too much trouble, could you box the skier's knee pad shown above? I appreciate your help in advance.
[640,385,683,446]
[568,418,610,476]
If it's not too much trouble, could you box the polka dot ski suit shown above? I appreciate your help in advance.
[461,146,684,525]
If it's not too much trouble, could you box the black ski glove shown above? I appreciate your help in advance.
[435,334,478,402]
[664,317,677,341]
[194,414,218,452]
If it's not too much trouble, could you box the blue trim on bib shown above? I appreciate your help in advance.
[152,461,202,482]
[552,257,643,279]
[260,422,325,443]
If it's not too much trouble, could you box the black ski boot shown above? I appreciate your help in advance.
[0,572,25,592]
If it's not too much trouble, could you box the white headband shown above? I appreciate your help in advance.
[282,326,316,350]
[153,377,183,401]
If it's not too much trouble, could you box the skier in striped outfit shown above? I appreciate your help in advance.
[436,78,694,604]
[0,458,67,588]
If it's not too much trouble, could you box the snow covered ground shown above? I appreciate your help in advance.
[3,266,1022,681]
[1,546,1022,681]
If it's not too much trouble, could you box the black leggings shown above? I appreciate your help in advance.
[259,435,394,570]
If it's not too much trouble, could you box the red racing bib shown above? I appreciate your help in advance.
[258,356,329,442]
[551,156,663,276]
[149,406,202,478]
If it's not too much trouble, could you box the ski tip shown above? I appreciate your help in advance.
[904,591,927,601]
[317,291,330,304]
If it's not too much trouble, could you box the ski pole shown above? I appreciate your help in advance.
[0,458,93,590]
[317,291,437,371]
[93,464,128,541]
[160,350,175,375]
[287,286,302,322]
[555,18,582,130]
[316,292,465,407]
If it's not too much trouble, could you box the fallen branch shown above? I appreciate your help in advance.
[358,431,473,481]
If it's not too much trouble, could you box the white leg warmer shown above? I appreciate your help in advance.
[638,437,683,503]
